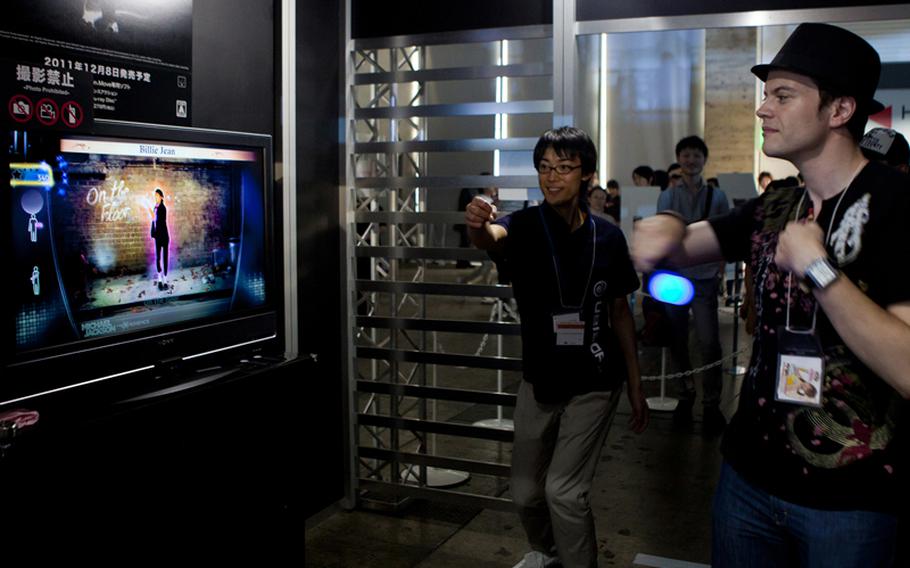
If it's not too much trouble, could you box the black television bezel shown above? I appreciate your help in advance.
[2,119,281,407]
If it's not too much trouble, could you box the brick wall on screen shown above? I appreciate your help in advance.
[59,162,233,275]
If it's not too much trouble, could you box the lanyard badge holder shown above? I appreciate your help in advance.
[774,183,853,408]
[775,314,824,407]
[539,208,596,346]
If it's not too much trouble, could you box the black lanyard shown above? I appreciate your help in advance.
[538,206,597,310]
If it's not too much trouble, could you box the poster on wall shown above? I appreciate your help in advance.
[868,89,910,141]
[0,0,192,126]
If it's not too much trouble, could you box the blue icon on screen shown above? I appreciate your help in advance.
[648,270,694,305]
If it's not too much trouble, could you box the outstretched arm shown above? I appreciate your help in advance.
[465,195,507,252]
[631,215,724,273]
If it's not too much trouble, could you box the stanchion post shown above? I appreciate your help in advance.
[473,298,514,430]
[646,347,679,411]
[728,262,746,377]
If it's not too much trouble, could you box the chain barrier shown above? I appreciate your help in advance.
[473,298,518,357]
[468,299,749,381]
[641,348,749,381]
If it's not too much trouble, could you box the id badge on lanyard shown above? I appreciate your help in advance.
[775,326,824,407]
[773,188,835,408]
[553,311,585,345]
[772,168,862,407]
[539,207,597,348]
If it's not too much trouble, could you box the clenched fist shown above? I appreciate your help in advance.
[774,221,826,276]
[631,214,687,273]
[465,195,497,229]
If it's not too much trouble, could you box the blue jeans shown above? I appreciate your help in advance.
[712,462,897,567]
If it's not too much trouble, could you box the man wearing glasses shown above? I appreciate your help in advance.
[465,126,649,568]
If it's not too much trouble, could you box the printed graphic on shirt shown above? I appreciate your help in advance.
[747,189,896,471]
[829,193,870,267]
[786,347,893,470]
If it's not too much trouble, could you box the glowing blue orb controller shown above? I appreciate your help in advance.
[648,270,695,306]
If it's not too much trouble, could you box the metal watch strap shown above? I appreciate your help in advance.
[804,256,840,290]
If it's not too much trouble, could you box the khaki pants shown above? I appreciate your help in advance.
[511,380,614,568]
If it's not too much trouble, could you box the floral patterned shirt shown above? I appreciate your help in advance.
[709,162,910,511]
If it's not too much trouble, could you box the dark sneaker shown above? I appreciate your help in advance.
[703,406,727,436]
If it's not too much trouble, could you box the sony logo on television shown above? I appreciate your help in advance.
[157,338,176,347]
[138,144,177,156]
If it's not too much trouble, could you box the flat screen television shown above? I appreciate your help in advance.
[2,120,279,407]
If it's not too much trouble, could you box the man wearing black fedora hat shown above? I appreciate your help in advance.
[632,22,910,567]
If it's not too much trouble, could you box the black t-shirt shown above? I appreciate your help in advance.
[709,161,910,511]
[494,203,639,404]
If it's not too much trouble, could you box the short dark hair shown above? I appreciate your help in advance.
[758,171,772,182]
[675,135,709,159]
[816,84,867,143]
[707,177,719,188]
[632,165,653,182]
[606,179,620,190]
[652,170,669,190]
[667,162,681,173]
[155,188,164,198]
[533,126,597,176]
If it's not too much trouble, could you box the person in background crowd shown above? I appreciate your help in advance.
[652,169,669,191]
[860,127,910,174]
[656,135,731,434]
[588,185,609,220]
[707,177,719,189]
[604,179,621,223]
[632,165,654,187]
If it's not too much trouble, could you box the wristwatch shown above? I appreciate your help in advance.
[804,256,840,290]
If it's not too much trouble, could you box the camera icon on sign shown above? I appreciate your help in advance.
[13,100,30,116]
[40,103,55,121]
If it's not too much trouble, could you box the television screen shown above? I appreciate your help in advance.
[3,122,277,405]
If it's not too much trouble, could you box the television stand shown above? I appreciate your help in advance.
[0,355,312,545]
